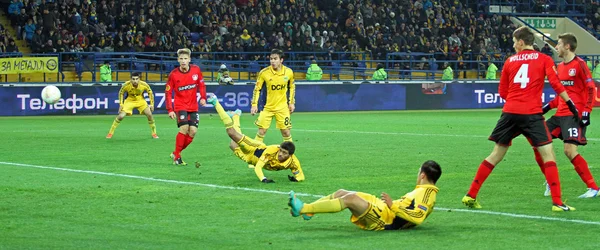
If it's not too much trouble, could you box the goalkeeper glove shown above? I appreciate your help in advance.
[542,103,552,114]
[261,177,275,183]
[288,175,298,182]
[580,111,590,127]
[566,100,579,118]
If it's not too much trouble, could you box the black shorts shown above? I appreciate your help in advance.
[488,113,552,147]
[546,116,587,145]
[176,111,199,127]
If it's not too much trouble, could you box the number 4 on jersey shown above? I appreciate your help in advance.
[514,64,530,88]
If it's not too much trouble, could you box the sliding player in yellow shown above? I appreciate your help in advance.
[207,94,304,183]
[288,160,441,230]
[106,72,158,139]
[249,49,296,168]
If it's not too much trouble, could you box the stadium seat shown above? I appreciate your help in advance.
[75,62,84,77]
[190,32,200,42]
[357,61,367,80]
[134,62,146,71]
[331,62,341,79]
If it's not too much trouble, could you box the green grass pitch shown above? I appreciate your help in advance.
[1,110,599,249]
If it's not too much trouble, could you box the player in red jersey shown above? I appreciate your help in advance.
[462,27,579,212]
[537,33,598,198]
[165,48,207,165]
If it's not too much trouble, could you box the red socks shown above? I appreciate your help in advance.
[174,133,195,158]
[533,149,545,174]
[174,132,186,157]
[542,161,563,205]
[467,160,495,198]
[571,154,599,190]
[182,134,194,150]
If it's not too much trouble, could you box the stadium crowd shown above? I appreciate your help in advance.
[0,0,597,72]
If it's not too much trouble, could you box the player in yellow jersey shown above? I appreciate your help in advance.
[207,94,305,183]
[288,160,441,230]
[106,72,158,139]
[249,49,295,165]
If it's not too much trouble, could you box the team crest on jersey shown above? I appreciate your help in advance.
[192,74,198,80]
[569,69,576,76]
[283,76,289,81]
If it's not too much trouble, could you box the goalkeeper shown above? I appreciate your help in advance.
[207,95,304,183]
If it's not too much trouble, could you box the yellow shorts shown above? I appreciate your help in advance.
[121,99,148,116]
[255,108,291,130]
[350,192,394,231]
[233,135,266,164]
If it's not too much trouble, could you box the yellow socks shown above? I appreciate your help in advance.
[300,198,345,214]
[148,120,156,134]
[214,101,234,128]
[314,194,334,203]
[108,118,121,134]
[232,115,242,134]
[255,133,265,142]
[283,136,293,142]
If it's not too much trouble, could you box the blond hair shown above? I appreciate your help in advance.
[177,48,191,57]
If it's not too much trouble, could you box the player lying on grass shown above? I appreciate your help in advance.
[207,95,304,183]
[288,160,441,230]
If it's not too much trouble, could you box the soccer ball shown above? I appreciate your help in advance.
[223,77,233,83]
[41,85,61,104]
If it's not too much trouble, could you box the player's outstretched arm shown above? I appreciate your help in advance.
[287,155,304,182]
[254,161,274,183]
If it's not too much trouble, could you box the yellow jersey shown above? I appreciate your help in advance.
[119,80,154,106]
[252,145,304,181]
[251,65,295,111]
[385,184,439,230]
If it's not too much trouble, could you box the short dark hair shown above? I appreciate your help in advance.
[270,49,284,59]
[280,141,295,155]
[131,72,140,77]
[513,26,535,46]
[420,160,442,184]
[558,33,578,52]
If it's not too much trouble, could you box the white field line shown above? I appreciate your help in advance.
[7,125,600,141]
[1,161,599,226]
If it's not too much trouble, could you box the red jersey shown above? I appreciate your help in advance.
[499,50,565,114]
[165,65,207,113]
[547,56,594,117]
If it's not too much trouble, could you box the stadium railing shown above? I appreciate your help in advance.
[1,52,599,83]
[475,0,587,17]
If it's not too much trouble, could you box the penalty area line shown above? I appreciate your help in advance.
[1,161,599,226]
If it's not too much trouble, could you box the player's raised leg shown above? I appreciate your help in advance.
[563,143,599,198]
[463,143,509,209]
[142,106,158,138]
[107,109,127,138]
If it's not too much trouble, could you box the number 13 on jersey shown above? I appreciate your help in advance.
[514,64,530,89]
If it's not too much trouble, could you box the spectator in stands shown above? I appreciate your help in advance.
[306,60,323,81]
[541,43,553,57]
[372,63,387,81]
[100,61,112,82]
